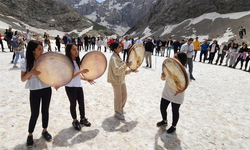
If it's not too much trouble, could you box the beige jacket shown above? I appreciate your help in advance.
[107,53,131,85]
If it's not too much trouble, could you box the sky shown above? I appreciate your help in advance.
[96,0,104,2]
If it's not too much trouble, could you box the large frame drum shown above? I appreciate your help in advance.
[80,51,107,80]
[126,44,145,70]
[34,52,74,87]
[162,58,189,92]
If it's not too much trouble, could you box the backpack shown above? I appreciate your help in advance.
[11,37,19,48]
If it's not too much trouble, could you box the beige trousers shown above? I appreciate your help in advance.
[145,51,152,66]
[112,83,127,114]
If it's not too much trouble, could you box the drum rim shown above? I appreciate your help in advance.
[126,43,145,71]
[34,51,74,87]
[162,58,189,92]
[80,50,107,80]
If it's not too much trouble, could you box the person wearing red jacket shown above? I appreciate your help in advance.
[108,38,114,52]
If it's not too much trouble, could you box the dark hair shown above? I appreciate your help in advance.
[188,38,194,41]
[177,52,187,66]
[233,43,238,48]
[26,40,43,72]
[110,42,120,51]
[65,43,80,68]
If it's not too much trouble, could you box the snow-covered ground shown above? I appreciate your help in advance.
[0,41,249,150]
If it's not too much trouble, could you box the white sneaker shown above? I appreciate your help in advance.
[13,65,18,68]
[114,113,125,120]
[122,110,126,114]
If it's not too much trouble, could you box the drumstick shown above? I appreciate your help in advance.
[164,64,182,92]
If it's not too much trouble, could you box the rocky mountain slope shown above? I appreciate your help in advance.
[0,0,115,36]
[126,0,250,43]
[57,0,157,35]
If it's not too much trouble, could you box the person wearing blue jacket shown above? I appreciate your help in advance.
[199,40,209,63]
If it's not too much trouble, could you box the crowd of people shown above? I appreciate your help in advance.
[140,36,250,73]
[2,27,250,148]
[1,27,250,73]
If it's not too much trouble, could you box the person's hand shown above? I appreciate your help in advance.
[216,47,219,50]
[87,80,96,85]
[79,69,89,74]
[54,86,60,91]
[126,61,132,67]
[29,67,41,76]
[132,70,139,73]
[174,91,181,96]
[161,72,165,80]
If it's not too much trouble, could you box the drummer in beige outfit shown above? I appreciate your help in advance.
[107,42,138,120]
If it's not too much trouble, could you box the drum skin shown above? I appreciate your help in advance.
[127,44,145,70]
[34,52,74,87]
[162,58,189,92]
[80,51,107,80]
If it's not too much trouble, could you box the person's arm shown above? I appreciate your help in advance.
[21,68,41,82]
[215,44,220,53]
[112,58,132,76]
[73,69,89,79]
[180,45,186,53]
[80,75,96,85]
[208,45,211,51]
[161,72,165,81]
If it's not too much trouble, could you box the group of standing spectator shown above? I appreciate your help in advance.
[194,37,250,72]
[1,27,35,68]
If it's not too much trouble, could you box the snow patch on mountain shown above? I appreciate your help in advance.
[157,11,250,39]
[112,2,132,10]
[190,10,250,25]
[79,0,92,6]
[0,15,93,37]
[141,27,152,39]
[85,11,98,21]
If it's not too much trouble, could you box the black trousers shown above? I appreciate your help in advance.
[123,49,129,62]
[85,43,88,51]
[193,50,198,61]
[200,51,207,62]
[160,98,181,126]
[0,40,4,51]
[187,58,194,78]
[56,44,60,52]
[7,38,12,51]
[215,54,225,65]
[92,43,95,50]
[234,57,244,69]
[28,87,52,133]
[209,52,216,64]
[97,46,101,51]
[156,47,160,56]
[245,56,250,70]
[12,52,15,61]
[65,87,85,120]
